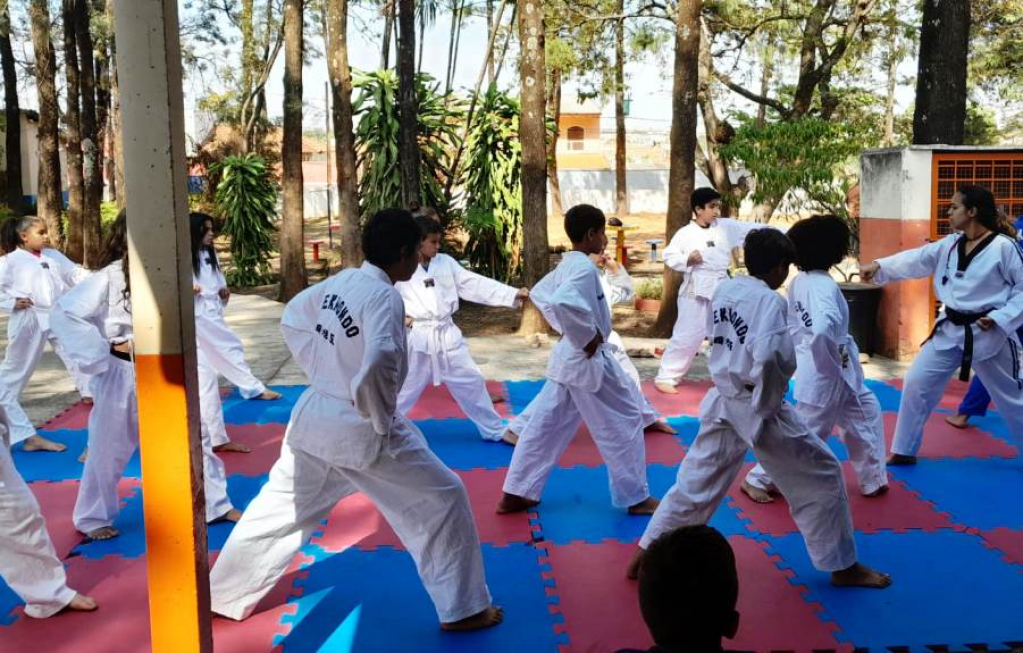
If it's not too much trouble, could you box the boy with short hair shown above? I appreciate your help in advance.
[655,188,767,394]
[628,229,891,589]
[498,204,658,515]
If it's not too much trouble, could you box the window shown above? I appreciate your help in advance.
[567,126,585,151]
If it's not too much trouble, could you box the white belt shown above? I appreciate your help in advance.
[411,317,454,386]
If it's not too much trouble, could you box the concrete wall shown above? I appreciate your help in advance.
[551,168,724,216]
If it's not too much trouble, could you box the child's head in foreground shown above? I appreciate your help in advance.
[787,214,849,272]
[743,228,796,290]
[638,525,740,652]
[564,204,608,256]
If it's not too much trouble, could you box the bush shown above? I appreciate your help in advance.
[209,154,278,286]
[635,277,662,300]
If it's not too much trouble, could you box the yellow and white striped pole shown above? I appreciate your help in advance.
[113,1,212,650]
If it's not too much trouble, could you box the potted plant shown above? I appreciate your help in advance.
[835,265,882,356]
[634,277,663,312]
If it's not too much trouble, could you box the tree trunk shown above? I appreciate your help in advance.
[94,1,110,204]
[326,0,362,268]
[381,1,394,69]
[883,45,897,146]
[912,0,969,145]
[62,0,85,262]
[652,0,701,338]
[614,0,628,218]
[1,6,23,213]
[280,0,306,301]
[517,0,549,335]
[29,0,64,246]
[397,0,419,208]
[486,0,495,83]
[755,35,773,127]
[444,0,459,94]
[697,20,736,216]
[546,66,563,219]
[417,7,425,73]
[76,0,101,267]
[106,0,123,208]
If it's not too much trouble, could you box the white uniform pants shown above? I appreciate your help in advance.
[198,346,231,448]
[746,386,888,495]
[893,339,1023,458]
[195,311,266,400]
[398,344,505,441]
[503,351,650,508]
[641,390,857,572]
[655,295,709,386]
[0,387,37,444]
[0,429,77,618]
[73,356,233,533]
[209,427,492,624]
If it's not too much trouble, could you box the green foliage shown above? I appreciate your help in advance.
[963,101,1001,146]
[353,70,462,223]
[720,116,862,219]
[635,277,662,300]
[209,154,278,286]
[100,202,120,229]
[461,87,523,282]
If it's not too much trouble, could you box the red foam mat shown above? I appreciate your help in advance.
[639,379,712,419]
[559,424,686,468]
[30,478,140,560]
[882,412,1017,460]
[221,423,287,477]
[39,401,92,431]
[404,381,510,420]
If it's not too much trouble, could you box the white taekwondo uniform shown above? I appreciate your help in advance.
[873,232,1023,459]
[655,218,767,386]
[745,270,888,495]
[640,275,858,573]
[50,262,233,534]
[0,405,78,618]
[209,262,492,624]
[502,251,650,509]
[395,253,520,440]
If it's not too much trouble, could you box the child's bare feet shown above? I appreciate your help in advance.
[863,484,889,498]
[81,397,94,406]
[83,526,119,542]
[654,382,678,395]
[489,393,505,404]
[887,453,917,465]
[66,593,98,613]
[626,547,646,580]
[21,435,67,453]
[501,429,519,446]
[831,562,891,589]
[646,419,678,434]
[440,606,504,631]
[212,508,243,524]
[214,442,252,454]
[945,414,971,429]
[497,493,538,514]
[255,389,282,400]
[627,496,660,515]
[78,447,89,463]
[740,481,775,504]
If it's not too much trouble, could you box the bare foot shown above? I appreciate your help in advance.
[21,435,68,453]
[863,484,889,498]
[653,347,664,358]
[213,442,252,454]
[945,414,971,429]
[626,547,646,580]
[65,593,98,613]
[78,447,89,463]
[212,508,243,524]
[440,606,504,631]
[887,453,917,465]
[628,496,660,515]
[255,389,282,401]
[501,429,519,446]
[831,562,892,589]
[497,493,539,514]
[740,481,775,504]
[645,419,678,435]
[654,382,678,395]
[489,393,505,404]
[81,397,94,406]
[83,526,119,542]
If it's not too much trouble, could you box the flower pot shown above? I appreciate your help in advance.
[838,281,882,356]
[634,297,662,313]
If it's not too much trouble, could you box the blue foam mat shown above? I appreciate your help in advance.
[416,419,514,470]
[862,378,904,412]
[764,529,1023,650]
[532,464,753,544]
[0,580,20,626]
[504,380,545,416]
[889,457,1023,530]
[669,415,852,463]
[221,385,306,424]
[11,430,141,483]
[207,474,272,551]
[277,543,560,653]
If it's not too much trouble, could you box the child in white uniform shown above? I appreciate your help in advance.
[50,212,239,541]
[190,212,280,455]
[0,217,92,452]
[396,215,528,440]
[498,205,658,516]
[655,188,769,394]
[861,185,1023,464]
[742,215,888,502]
[0,405,97,617]
[629,229,891,589]
[209,209,503,631]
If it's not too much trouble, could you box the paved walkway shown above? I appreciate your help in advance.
[2,293,910,427]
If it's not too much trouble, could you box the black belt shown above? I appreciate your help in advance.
[110,345,132,362]
[926,308,991,382]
